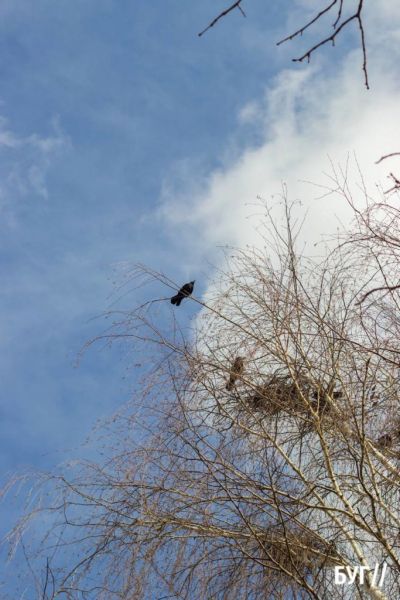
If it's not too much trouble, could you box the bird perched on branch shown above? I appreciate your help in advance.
[226,356,244,391]
[171,280,195,307]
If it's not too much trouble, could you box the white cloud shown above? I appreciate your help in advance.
[158,8,400,265]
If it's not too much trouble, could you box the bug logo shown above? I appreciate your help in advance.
[334,564,387,587]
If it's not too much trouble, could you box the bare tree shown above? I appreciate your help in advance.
[3,182,400,599]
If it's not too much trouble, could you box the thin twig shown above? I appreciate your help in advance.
[277,0,338,46]
[356,284,400,305]
[376,153,400,165]
[199,1,246,37]
[277,0,368,89]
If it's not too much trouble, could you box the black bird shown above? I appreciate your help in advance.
[226,357,244,391]
[171,280,195,307]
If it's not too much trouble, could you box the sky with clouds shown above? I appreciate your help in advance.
[1,0,400,593]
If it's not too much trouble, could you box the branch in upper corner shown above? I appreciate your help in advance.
[277,0,339,46]
[199,1,246,38]
[357,9,369,89]
[277,0,369,89]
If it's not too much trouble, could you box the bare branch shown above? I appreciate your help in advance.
[376,153,400,165]
[277,0,339,46]
[200,1,370,88]
[199,1,246,38]
[278,0,368,89]
[356,283,400,305]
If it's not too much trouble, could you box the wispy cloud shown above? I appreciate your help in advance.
[0,115,70,226]
[158,11,400,263]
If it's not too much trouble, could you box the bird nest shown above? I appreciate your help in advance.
[245,374,338,420]
[249,529,339,573]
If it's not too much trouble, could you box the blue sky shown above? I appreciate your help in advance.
[0,0,278,465]
[1,0,400,594]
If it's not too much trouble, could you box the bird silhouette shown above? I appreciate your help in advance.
[226,357,244,391]
[171,281,195,307]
